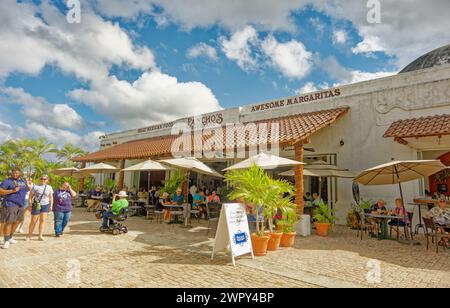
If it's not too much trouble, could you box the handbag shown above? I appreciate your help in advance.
[32,185,47,211]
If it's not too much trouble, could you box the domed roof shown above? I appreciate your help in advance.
[399,44,450,74]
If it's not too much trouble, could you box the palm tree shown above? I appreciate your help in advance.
[56,144,86,166]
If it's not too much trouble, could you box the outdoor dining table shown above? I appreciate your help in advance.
[128,200,147,216]
[408,202,428,235]
[163,204,184,224]
[364,213,405,240]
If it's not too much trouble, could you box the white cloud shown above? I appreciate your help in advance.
[69,71,222,128]
[261,35,313,79]
[0,0,155,81]
[94,0,154,19]
[322,57,395,85]
[314,0,450,68]
[96,0,310,32]
[296,82,318,94]
[25,121,103,152]
[220,26,259,71]
[351,35,385,54]
[0,1,223,133]
[0,87,84,130]
[186,43,218,61]
[332,29,348,45]
[95,0,450,69]
[0,121,16,143]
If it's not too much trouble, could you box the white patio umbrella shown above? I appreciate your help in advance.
[122,159,172,191]
[279,168,355,178]
[354,160,446,203]
[52,167,80,177]
[79,163,119,175]
[223,153,303,171]
[160,157,223,178]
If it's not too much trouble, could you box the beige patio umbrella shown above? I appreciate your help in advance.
[52,167,80,177]
[354,160,446,203]
[223,153,303,171]
[122,159,172,191]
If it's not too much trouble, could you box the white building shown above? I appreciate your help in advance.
[76,44,450,224]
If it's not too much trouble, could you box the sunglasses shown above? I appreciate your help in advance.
[40,178,48,181]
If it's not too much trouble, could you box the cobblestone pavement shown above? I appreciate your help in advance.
[0,208,448,288]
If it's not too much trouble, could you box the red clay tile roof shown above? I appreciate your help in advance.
[383,114,450,139]
[74,107,349,162]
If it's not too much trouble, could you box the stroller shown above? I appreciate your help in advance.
[98,205,129,236]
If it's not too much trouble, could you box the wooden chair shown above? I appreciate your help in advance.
[423,217,448,253]
[355,211,375,240]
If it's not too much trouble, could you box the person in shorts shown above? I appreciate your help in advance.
[27,175,54,241]
[0,169,33,249]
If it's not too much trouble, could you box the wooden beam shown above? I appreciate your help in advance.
[78,162,86,193]
[294,142,305,214]
[118,159,125,190]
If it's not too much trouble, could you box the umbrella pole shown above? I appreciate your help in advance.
[394,166,405,204]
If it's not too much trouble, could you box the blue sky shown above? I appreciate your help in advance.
[0,0,449,150]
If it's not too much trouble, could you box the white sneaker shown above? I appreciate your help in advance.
[9,238,18,244]
[2,241,10,249]
[18,228,24,234]
[25,237,31,242]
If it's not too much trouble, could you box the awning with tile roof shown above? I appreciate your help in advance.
[383,114,450,149]
[74,107,349,163]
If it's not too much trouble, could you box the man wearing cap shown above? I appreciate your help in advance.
[101,191,129,230]
[426,199,450,225]
[0,169,33,249]
[172,188,184,204]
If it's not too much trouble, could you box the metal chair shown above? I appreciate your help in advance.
[423,217,448,253]
[389,212,414,240]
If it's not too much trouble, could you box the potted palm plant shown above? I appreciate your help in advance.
[313,201,337,237]
[225,165,272,256]
[263,179,296,251]
[277,205,299,247]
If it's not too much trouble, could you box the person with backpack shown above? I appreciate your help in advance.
[27,175,54,241]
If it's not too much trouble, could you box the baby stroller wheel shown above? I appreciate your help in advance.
[123,226,128,234]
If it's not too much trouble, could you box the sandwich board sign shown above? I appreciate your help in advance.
[211,203,254,266]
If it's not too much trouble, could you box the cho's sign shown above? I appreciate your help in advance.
[211,203,253,266]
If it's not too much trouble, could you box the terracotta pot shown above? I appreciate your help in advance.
[267,232,283,251]
[315,223,331,237]
[280,232,296,247]
[251,234,270,256]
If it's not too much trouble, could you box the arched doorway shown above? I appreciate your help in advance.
[429,151,450,196]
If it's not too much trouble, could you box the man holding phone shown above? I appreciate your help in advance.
[0,168,33,249]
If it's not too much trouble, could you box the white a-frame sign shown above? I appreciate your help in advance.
[211,203,254,266]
